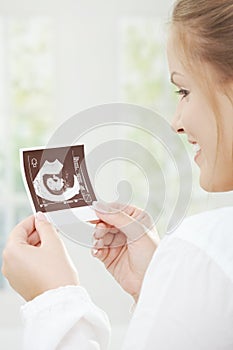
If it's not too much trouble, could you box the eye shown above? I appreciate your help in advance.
[175,88,190,100]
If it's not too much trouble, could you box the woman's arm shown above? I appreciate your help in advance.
[2,214,110,350]
[21,286,110,350]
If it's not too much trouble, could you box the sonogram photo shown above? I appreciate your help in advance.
[21,145,96,213]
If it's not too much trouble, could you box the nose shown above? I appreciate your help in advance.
[171,110,185,134]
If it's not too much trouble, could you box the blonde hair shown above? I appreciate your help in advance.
[171,0,233,189]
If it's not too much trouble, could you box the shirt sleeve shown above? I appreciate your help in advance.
[21,285,111,350]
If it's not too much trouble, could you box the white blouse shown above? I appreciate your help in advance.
[21,206,233,350]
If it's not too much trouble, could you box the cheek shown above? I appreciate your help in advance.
[186,99,216,136]
[181,99,204,135]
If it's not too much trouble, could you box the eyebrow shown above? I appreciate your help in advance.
[170,71,184,84]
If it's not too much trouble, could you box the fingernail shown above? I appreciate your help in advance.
[36,212,48,222]
[92,248,98,256]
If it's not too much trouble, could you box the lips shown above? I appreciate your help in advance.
[192,143,201,153]
[188,139,202,160]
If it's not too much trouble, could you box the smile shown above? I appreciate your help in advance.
[188,140,202,162]
[193,143,201,154]
[193,144,202,162]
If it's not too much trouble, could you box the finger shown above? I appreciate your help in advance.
[94,225,119,239]
[27,230,41,246]
[95,222,112,230]
[109,202,155,229]
[109,202,135,214]
[94,239,104,249]
[95,221,118,232]
[110,232,126,248]
[133,210,155,229]
[93,202,147,242]
[91,246,108,258]
[9,215,35,244]
[95,245,125,271]
[94,222,110,239]
[94,232,126,249]
[94,202,140,228]
[102,233,114,246]
[112,202,155,231]
[35,212,60,245]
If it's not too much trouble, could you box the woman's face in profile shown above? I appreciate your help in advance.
[167,31,233,192]
[46,175,65,192]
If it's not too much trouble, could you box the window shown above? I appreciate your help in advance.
[119,18,174,111]
[0,3,224,290]
[119,18,209,236]
[0,17,54,287]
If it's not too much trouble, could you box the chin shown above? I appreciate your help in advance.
[200,174,233,193]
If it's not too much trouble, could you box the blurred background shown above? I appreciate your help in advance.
[0,0,232,348]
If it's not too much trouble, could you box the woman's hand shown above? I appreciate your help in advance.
[92,202,160,302]
[1,213,79,301]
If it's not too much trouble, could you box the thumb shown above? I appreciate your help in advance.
[9,215,35,244]
[93,202,147,242]
[35,212,60,245]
